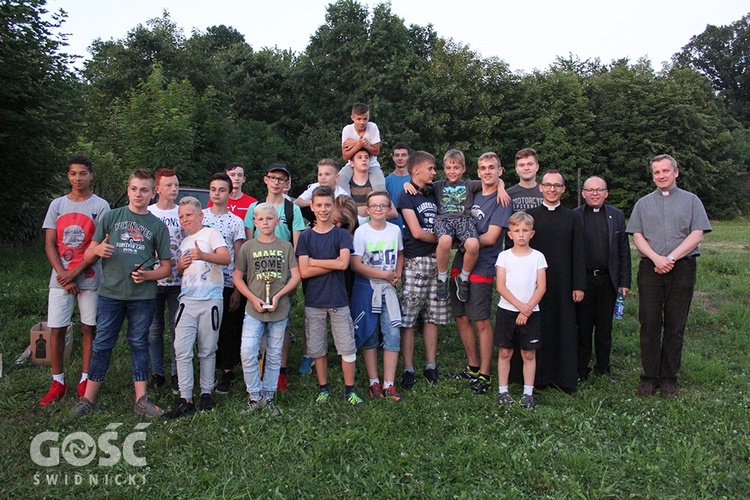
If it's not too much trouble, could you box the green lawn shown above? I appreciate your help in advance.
[1,221,748,497]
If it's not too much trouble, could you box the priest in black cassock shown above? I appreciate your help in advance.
[526,169,586,393]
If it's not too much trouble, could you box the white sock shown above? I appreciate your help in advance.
[369,378,380,386]
[80,373,88,383]
[52,373,64,384]
[383,381,393,389]
[498,385,508,394]
[459,270,470,280]
[438,271,448,281]
[523,385,534,396]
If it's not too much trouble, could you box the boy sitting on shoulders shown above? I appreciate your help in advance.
[338,102,385,192]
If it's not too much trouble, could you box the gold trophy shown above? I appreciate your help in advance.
[262,273,275,309]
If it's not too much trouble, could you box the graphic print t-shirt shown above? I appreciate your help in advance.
[353,222,403,271]
[93,207,171,300]
[179,227,227,301]
[397,190,438,258]
[235,238,297,322]
[43,194,110,290]
[202,209,245,287]
[147,204,184,286]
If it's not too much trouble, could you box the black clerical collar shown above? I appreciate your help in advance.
[542,201,560,211]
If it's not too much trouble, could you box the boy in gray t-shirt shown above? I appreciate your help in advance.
[39,155,110,407]
[234,203,300,416]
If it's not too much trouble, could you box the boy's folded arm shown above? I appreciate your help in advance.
[309,249,351,271]
[298,255,331,278]
[366,142,380,157]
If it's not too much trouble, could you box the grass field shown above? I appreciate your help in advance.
[1,221,748,497]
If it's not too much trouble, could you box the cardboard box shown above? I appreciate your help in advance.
[30,322,72,366]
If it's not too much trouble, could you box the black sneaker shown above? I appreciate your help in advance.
[469,374,490,395]
[171,374,179,395]
[454,275,470,302]
[265,399,281,416]
[436,279,449,301]
[147,374,166,391]
[198,393,215,411]
[519,394,535,408]
[400,370,415,391]
[215,370,235,394]
[448,366,480,381]
[497,392,514,405]
[164,399,195,419]
[423,367,439,385]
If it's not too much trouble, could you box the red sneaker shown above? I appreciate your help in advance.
[277,373,288,392]
[77,379,88,398]
[369,382,384,399]
[39,381,67,406]
[384,385,403,402]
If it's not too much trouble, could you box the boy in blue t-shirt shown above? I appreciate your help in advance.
[296,186,364,407]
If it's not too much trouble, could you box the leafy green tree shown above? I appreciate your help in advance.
[0,0,79,242]
[675,13,750,126]
[120,64,197,173]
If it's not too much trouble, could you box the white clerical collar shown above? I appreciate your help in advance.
[542,201,560,211]
[593,207,600,212]
[659,186,678,196]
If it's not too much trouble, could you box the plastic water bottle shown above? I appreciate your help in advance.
[614,291,625,320]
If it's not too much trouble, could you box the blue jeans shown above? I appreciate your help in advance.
[240,313,288,400]
[88,296,156,383]
[148,286,180,377]
[362,295,401,352]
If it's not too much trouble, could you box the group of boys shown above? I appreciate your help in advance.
[39,102,710,416]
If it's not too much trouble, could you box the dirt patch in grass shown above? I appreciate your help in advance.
[702,242,748,250]
[694,290,720,315]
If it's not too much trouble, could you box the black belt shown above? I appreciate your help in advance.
[588,269,609,277]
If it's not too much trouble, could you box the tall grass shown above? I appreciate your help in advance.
[1,221,748,497]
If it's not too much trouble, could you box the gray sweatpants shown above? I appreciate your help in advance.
[174,298,223,399]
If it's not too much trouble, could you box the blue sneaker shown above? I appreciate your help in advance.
[299,356,315,375]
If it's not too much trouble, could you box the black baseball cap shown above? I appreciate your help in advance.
[266,163,290,178]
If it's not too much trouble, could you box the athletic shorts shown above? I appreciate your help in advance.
[47,287,98,328]
[493,307,542,350]
[450,273,494,321]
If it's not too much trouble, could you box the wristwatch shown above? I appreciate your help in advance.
[667,254,676,262]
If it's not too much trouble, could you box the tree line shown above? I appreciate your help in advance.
[2,0,749,243]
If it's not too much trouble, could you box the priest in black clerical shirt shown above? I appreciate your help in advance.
[527,169,586,393]
[573,176,631,382]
